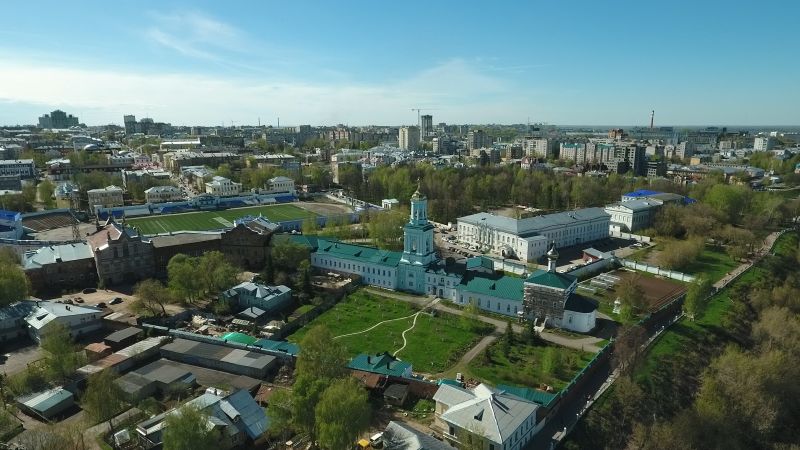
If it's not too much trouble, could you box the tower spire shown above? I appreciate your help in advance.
[546,241,559,272]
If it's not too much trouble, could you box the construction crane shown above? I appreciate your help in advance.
[410,107,438,131]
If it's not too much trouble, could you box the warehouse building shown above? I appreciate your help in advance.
[16,387,75,420]
[160,338,278,379]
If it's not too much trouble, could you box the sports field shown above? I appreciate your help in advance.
[127,204,316,234]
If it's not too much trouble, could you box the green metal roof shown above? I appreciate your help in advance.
[220,332,257,345]
[460,273,524,302]
[466,256,494,271]
[497,384,558,408]
[525,269,576,290]
[438,379,463,387]
[347,352,411,377]
[253,339,300,356]
[286,234,401,267]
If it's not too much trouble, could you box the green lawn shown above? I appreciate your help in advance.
[636,232,798,380]
[127,204,316,234]
[682,246,738,283]
[288,290,491,373]
[466,340,595,391]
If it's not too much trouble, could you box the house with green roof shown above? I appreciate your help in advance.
[348,352,413,378]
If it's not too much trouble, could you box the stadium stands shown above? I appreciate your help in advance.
[21,210,78,232]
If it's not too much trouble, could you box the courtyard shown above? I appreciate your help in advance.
[287,290,492,374]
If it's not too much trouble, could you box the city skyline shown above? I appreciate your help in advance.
[1,1,799,127]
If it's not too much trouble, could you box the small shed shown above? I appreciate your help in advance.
[383,383,409,406]
[84,342,113,362]
[17,387,75,419]
[104,327,143,350]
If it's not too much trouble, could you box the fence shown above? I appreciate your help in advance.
[610,230,652,243]
[566,257,618,279]
[620,259,696,282]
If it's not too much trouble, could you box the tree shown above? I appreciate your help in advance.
[298,260,313,298]
[296,326,348,379]
[0,259,28,307]
[37,179,55,209]
[461,302,481,332]
[266,388,294,436]
[40,322,84,382]
[81,369,127,427]
[315,377,371,450]
[617,275,646,316]
[503,320,514,357]
[133,279,172,317]
[14,421,89,450]
[271,240,311,272]
[657,237,705,271]
[368,207,407,250]
[162,405,222,450]
[612,325,648,376]
[167,254,202,303]
[683,276,712,320]
[197,251,238,295]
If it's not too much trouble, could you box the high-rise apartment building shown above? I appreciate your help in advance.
[467,129,490,151]
[523,138,556,159]
[38,110,80,129]
[420,115,433,141]
[399,126,420,151]
[754,136,776,152]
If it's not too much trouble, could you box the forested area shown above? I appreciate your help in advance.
[564,232,800,450]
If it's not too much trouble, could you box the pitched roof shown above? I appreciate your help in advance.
[383,421,454,450]
[220,332,258,345]
[466,256,494,271]
[459,273,523,302]
[348,352,412,377]
[433,384,538,445]
[293,236,402,267]
[24,300,102,330]
[564,294,599,314]
[525,269,576,290]
[496,384,558,408]
[23,242,94,269]
[458,208,609,237]
[223,282,291,300]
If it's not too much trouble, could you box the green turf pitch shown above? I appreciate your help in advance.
[127,204,317,234]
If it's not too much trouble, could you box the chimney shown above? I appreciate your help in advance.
[367,355,372,365]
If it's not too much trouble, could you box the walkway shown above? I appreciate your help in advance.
[332,311,420,340]
[713,230,783,290]
[364,287,604,353]
[393,311,423,357]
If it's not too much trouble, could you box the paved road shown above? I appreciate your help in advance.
[364,288,603,353]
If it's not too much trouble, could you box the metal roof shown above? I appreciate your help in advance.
[18,387,74,414]
[496,384,558,408]
[24,300,102,331]
[162,338,276,371]
[104,327,143,343]
[23,242,94,269]
[220,332,258,345]
[290,235,402,267]
[383,420,454,450]
[459,273,523,302]
[252,339,299,356]
[564,294,599,314]
[434,383,538,445]
[348,352,411,377]
[458,207,609,236]
[525,270,577,290]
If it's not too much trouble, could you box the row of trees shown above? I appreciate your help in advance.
[132,251,239,316]
[0,248,28,308]
[566,233,800,450]
[268,326,371,450]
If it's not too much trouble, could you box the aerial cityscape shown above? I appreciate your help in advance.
[1,2,799,450]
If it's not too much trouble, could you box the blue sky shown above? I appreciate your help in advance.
[1,0,798,127]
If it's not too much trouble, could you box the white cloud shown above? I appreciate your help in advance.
[0,57,543,126]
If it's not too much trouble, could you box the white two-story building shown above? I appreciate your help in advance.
[205,176,242,197]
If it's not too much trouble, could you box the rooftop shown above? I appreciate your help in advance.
[525,269,577,290]
[23,242,94,269]
[433,383,538,445]
[460,273,523,303]
[348,352,412,377]
[289,235,402,268]
[458,208,609,237]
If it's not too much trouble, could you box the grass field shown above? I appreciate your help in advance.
[683,247,739,283]
[288,290,491,373]
[127,204,316,234]
[466,340,595,391]
[636,232,798,380]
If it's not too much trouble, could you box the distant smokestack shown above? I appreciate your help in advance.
[650,110,655,129]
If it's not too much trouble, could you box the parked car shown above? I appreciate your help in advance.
[74,297,84,303]
[109,297,123,305]
[64,299,73,305]
[82,288,97,294]
[96,302,107,309]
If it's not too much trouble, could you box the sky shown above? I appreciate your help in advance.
[1,0,798,127]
